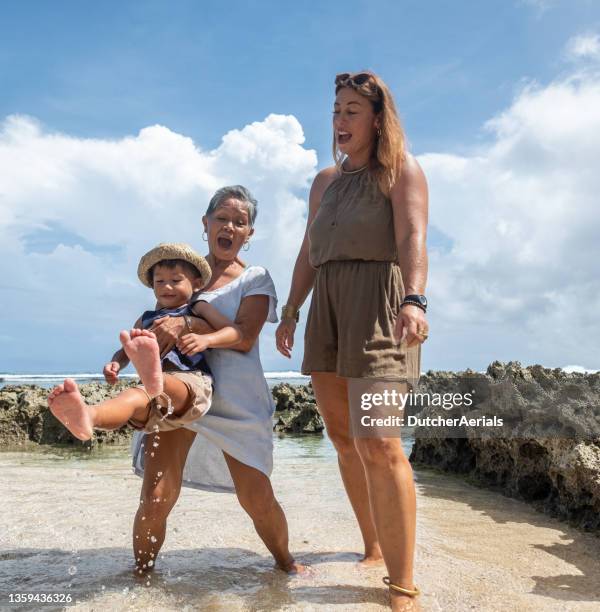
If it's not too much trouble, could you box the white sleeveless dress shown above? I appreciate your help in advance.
[131,265,278,493]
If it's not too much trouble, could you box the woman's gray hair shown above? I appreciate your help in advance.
[206,185,258,226]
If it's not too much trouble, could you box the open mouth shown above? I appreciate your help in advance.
[217,236,233,249]
[337,131,352,145]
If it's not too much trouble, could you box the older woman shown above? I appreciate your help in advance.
[276,72,429,611]
[131,185,304,575]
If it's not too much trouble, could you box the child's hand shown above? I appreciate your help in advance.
[103,361,121,384]
[177,333,211,356]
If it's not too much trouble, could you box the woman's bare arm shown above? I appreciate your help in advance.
[390,153,429,347]
[188,301,243,348]
[179,294,271,354]
[390,153,428,295]
[150,314,213,357]
[154,296,271,355]
[226,294,270,353]
[190,294,271,353]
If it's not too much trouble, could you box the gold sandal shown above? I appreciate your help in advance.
[383,576,421,597]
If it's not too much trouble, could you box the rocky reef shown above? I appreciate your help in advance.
[0,382,135,447]
[409,361,600,532]
[0,380,325,447]
[271,382,324,434]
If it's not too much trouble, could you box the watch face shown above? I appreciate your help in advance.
[419,295,427,307]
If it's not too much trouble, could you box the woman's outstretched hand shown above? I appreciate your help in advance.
[150,316,185,357]
[275,319,296,358]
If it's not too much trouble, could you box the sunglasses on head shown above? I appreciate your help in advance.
[335,72,375,88]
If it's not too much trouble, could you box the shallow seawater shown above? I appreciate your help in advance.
[0,435,411,612]
[2,436,600,611]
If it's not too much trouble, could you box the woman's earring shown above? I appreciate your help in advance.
[202,231,208,241]
[243,241,250,251]
[377,127,382,137]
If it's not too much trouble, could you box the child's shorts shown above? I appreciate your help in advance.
[128,370,213,433]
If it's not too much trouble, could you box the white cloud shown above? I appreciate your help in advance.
[565,33,600,62]
[0,114,317,371]
[563,365,599,374]
[419,70,600,370]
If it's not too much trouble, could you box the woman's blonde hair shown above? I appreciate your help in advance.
[332,71,406,195]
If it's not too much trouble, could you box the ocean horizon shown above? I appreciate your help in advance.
[2,364,598,390]
[1,364,596,383]
[0,370,311,389]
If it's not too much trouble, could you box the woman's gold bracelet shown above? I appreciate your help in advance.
[281,304,300,322]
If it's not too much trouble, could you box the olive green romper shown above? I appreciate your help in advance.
[301,167,421,387]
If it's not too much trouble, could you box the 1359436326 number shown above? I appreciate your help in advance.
[9,593,73,604]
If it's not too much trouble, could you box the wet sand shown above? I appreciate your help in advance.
[1,438,599,611]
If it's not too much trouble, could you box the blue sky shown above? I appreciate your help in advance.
[3,0,596,155]
[2,0,600,374]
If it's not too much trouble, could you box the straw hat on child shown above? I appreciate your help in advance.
[137,242,212,288]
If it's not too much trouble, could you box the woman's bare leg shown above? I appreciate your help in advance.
[311,372,382,563]
[223,452,307,574]
[133,427,197,574]
[354,383,418,611]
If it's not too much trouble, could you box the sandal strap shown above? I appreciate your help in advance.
[383,576,420,597]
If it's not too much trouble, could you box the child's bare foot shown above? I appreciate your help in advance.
[47,379,94,441]
[120,329,163,397]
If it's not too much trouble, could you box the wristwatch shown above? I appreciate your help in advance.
[401,294,427,313]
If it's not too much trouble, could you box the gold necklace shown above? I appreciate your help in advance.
[341,163,368,174]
